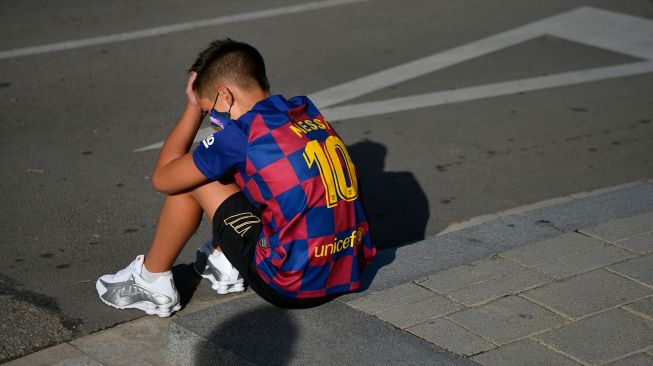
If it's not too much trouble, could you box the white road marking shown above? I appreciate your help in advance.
[310,7,653,108]
[137,7,653,152]
[321,62,653,122]
[544,7,653,60]
[0,0,368,60]
[309,16,542,108]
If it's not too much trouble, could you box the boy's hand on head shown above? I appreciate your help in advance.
[186,72,201,110]
[152,70,208,194]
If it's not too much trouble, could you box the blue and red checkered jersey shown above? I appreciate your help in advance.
[193,95,376,298]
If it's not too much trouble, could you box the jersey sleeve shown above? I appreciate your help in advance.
[192,123,247,180]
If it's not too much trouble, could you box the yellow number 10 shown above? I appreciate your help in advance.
[303,136,358,207]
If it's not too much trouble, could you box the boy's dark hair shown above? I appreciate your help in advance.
[190,38,270,97]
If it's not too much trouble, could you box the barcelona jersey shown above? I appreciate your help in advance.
[193,95,376,298]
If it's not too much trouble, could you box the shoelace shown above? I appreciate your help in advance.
[114,258,139,278]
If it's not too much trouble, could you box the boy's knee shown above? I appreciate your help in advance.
[188,181,240,219]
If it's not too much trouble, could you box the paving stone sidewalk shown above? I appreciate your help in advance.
[5,183,653,365]
[346,212,653,366]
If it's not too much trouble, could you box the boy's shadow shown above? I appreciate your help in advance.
[193,304,297,365]
[349,139,430,249]
[171,263,203,309]
[348,140,430,290]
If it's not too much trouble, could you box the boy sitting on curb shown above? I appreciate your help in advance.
[97,39,375,315]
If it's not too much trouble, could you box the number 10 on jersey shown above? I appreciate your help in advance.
[303,136,358,208]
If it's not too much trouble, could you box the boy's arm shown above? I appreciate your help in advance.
[151,73,207,194]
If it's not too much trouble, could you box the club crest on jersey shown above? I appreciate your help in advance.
[209,116,225,131]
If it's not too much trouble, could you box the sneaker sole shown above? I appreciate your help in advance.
[95,280,181,318]
[193,260,246,295]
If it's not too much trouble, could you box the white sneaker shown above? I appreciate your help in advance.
[194,240,245,295]
[96,255,181,317]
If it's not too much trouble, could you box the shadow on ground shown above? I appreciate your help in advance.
[348,140,430,291]
[193,304,297,366]
[348,139,430,250]
[171,263,203,309]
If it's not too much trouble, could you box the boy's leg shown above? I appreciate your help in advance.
[143,180,240,273]
[97,179,240,316]
[187,180,241,221]
[143,193,202,273]
[186,181,251,294]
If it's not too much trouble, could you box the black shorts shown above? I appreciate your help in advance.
[212,191,339,309]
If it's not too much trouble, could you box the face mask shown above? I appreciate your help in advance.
[209,93,232,131]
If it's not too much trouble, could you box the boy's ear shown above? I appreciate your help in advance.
[217,86,234,106]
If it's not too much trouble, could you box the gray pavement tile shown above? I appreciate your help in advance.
[346,235,500,299]
[175,291,253,316]
[375,294,464,329]
[446,269,552,307]
[522,269,652,320]
[470,339,580,366]
[346,207,574,299]
[442,213,565,253]
[407,318,495,357]
[579,212,653,243]
[447,296,567,345]
[607,254,653,286]
[624,297,653,320]
[416,256,528,294]
[534,244,637,280]
[500,232,605,267]
[3,343,103,366]
[617,232,653,254]
[345,283,435,315]
[605,352,653,366]
[524,184,653,233]
[71,316,170,366]
[535,308,653,365]
[497,197,574,218]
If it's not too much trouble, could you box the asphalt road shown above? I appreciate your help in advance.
[1,0,652,362]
